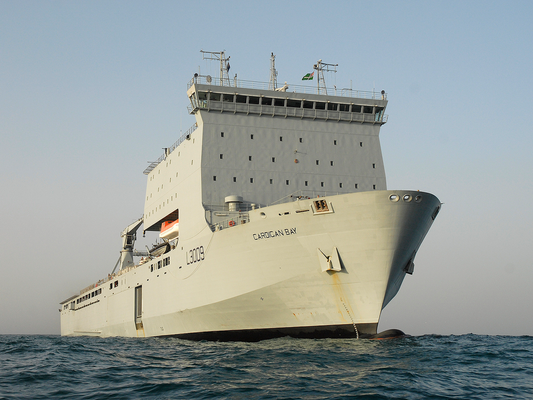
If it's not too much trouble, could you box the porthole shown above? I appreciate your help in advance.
[415,195,422,203]
[389,194,399,202]
[403,194,412,202]
[260,212,266,219]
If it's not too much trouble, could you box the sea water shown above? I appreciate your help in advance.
[1,334,532,399]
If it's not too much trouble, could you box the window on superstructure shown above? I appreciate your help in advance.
[339,183,343,188]
[274,99,285,107]
[330,161,334,166]
[373,185,376,189]
[272,157,275,162]
[334,140,337,145]
[303,101,313,109]
[327,103,338,111]
[360,142,363,147]
[236,95,247,104]
[213,176,216,181]
[249,156,252,161]
[249,96,260,104]
[210,93,221,101]
[250,178,254,183]
[316,160,319,165]
[223,94,234,102]
[299,138,303,143]
[375,107,384,119]
[221,132,224,137]
[363,106,373,114]
[305,181,308,186]
[220,154,223,159]
[286,180,290,185]
[270,179,273,184]
[250,134,254,139]
[315,102,326,110]
[287,99,300,108]
[280,136,283,142]
[262,97,272,106]
[114,281,118,288]
[373,163,376,168]
[233,177,237,182]
[110,283,112,290]
[158,261,162,269]
[321,182,324,187]
[339,104,349,112]
[352,105,362,113]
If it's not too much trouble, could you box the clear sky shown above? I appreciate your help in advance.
[1,1,532,336]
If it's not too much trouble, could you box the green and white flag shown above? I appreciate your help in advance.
[302,72,314,80]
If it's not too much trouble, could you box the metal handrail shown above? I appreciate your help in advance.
[143,123,198,175]
[188,75,386,100]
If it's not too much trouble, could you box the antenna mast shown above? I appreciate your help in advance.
[200,50,231,86]
[313,59,338,95]
[269,52,278,90]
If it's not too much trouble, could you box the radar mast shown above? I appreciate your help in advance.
[269,52,278,90]
[313,59,338,95]
[200,50,231,86]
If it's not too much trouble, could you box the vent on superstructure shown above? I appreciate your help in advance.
[314,200,329,213]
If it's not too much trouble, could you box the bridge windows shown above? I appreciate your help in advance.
[287,99,300,108]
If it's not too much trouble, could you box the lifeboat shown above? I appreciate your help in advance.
[159,219,179,240]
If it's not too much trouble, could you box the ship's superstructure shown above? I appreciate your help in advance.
[60,52,440,340]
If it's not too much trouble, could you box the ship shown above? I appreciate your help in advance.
[60,51,441,340]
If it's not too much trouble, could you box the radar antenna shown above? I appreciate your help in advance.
[313,59,338,95]
[200,50,231,86]
[269,52,278,90]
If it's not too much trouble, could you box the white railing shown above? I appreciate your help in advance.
[143,123,198,175]
[188,75,386,100]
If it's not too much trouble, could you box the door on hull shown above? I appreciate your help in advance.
[135,286,143,329]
